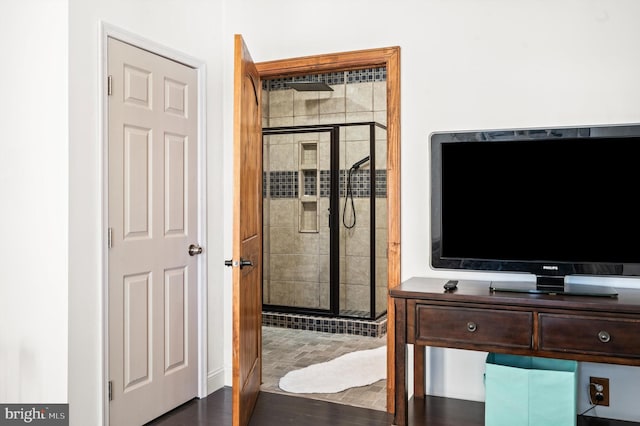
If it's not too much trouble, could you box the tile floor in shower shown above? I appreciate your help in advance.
[261,325,388,411]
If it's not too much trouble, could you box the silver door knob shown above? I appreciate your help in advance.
[188,244,203,256]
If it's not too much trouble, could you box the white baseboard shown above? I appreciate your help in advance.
[206,368,226,395]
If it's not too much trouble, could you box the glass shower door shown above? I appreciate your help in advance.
[339,123,373,318]
[263,127,333,313]
[263,122,387,320]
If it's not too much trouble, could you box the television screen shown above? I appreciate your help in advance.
[430,125,640,296]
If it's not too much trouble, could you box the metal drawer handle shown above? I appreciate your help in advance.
[467,322,477,333]
[598,330,611,343]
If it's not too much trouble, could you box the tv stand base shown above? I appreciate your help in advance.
[391,277,640,426]
[489,280,618,297]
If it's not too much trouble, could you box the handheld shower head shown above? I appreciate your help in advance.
[351,156,370,170]
[343,155,370,229]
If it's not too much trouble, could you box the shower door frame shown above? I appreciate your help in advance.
[263,122,386,320]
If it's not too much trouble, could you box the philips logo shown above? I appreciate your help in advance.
[543,265,559,271]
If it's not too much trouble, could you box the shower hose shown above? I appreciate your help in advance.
[342,166,357,229]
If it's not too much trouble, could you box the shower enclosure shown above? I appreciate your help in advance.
[263,122,387,320]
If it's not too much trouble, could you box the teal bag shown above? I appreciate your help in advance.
[485,353,578,426]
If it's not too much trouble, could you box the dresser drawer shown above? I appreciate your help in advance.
[539,313,640,358]
[414,305,533,350]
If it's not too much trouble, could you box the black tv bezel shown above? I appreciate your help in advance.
[430,124,640,297]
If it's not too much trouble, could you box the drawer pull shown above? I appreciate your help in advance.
[598,330,611,343]
[467,322,477,333]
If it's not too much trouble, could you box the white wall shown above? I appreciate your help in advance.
[68,1,225,424]
[0,0,68,404]
[221,0,640,422]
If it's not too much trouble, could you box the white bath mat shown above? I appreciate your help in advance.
[278,345,386,394]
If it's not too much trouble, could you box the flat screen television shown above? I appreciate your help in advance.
[430,124,640,297]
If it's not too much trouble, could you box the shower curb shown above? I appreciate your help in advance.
[262,311,387,338]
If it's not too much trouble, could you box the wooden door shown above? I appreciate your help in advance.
[231,34,263,426]
[232,42,401,422]
[108,37,199,426]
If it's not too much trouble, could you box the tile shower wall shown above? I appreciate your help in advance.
[263,68,388,318]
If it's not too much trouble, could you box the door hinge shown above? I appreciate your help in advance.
[107,75,113,96]
[108,380,113,401]
[108,228,113,249]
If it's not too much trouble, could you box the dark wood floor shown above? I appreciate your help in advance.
[146,387,391,426]
[146,387,639,426]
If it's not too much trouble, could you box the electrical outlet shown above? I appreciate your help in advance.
[589,376,610,407]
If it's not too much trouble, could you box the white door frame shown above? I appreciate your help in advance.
[99,22,208,425]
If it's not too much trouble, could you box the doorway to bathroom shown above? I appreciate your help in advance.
[231,41,400,423]
[259,65,393,410]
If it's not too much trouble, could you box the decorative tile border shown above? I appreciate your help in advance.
[302,170,317,196]
[341,169,380,198]
[263,67,386,91]
[262,311,387,337]
[319,170,331,198]
[375,169,387,197]
[266,170,387,199]
[268,171,298,198]
[347,67,387,84]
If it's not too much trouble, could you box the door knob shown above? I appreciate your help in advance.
[188,244,203,256]
[224,258,253,268]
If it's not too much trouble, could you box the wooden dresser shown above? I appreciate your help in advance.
[390,277,640,426]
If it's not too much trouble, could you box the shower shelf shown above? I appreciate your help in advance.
[299,200,318,233]
[299,141,318,167]
[298,141,319,233]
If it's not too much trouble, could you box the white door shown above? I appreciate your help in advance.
[107,37,199,426]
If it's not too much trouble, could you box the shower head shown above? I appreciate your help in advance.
[286,82,334,92]
[351,156,370,170]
